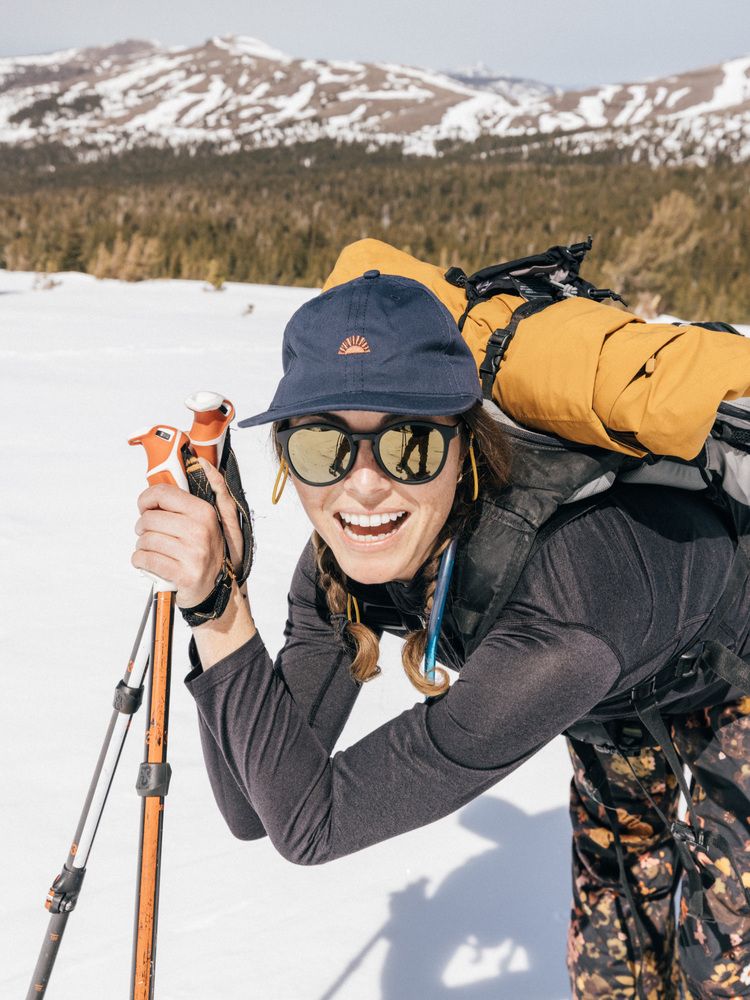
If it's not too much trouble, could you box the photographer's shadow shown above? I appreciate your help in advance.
[321,798,572,1000]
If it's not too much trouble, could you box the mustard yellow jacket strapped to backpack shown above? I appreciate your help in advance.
[323,238,750,461]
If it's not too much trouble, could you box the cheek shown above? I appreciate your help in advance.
[291,479,334,532]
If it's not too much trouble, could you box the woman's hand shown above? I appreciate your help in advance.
[132,458,244,610]
[133,458,257,667]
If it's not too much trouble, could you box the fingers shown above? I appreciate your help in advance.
[135,507,188,540]
[131,547,182,585]
[137,482,197,515]
[134,528,185,563]
[133,476,227,607]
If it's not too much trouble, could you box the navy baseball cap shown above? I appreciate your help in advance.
[237,269,482,427]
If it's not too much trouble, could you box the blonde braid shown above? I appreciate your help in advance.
[312,530,382,683]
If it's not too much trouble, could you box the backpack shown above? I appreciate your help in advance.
[325,238,750,971]
[323,237,750,658]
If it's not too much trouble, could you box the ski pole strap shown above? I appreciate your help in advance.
[219,434,254,587]
[177,453,239,627]
[182,430,255,589]
[179,551,235,628]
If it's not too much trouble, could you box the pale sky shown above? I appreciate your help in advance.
[3,0,750,89]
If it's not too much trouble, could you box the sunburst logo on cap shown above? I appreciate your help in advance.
[338,335,371,355]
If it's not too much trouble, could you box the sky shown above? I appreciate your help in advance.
[3,0,750,89]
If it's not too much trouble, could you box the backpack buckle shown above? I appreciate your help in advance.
[671,819,706,851]
[631,673,658,704]
[479,329,513,375]
[676,642,705,680]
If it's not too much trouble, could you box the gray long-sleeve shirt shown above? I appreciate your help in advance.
[186,484,750,865]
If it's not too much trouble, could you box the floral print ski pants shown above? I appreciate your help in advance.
[567,696,750,999]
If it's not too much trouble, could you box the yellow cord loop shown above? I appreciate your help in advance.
[347,593,361,624]
[271,458,289,504]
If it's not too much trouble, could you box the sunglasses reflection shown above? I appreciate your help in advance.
[327,428,433,482]
[396,428,430,479]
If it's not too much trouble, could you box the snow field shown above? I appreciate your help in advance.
[1,270,584,999]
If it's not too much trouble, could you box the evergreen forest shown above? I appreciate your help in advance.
[1,140,748,321]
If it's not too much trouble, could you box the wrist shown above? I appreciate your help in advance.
[191,583,257,670]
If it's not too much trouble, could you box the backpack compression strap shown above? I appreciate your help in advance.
[478,299,551,399]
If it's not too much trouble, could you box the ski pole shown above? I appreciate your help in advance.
[184,390,235,467]
[129,394,236,1000]
[128,424,191,1000]
[26,594,154,999]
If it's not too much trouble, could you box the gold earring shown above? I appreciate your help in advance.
[468,434,479,501]
[271,458,289,504]
[457,434,479,502]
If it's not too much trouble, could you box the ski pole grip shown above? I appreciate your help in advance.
[129,425,192,592]
[185,391,235,469]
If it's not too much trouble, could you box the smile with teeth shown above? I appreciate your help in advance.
[337,510,409,543]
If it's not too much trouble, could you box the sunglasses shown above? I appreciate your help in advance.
[275,419,463,486]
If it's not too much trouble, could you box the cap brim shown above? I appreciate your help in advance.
[237,391,480,428]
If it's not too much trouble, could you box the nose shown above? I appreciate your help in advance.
[345,440,392,499]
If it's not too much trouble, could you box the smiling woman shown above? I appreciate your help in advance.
[272,405,510,695]
[132,262,750,999]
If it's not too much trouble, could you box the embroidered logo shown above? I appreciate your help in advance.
[338,335,371,355]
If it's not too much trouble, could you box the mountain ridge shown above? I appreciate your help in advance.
[1,36,748,163]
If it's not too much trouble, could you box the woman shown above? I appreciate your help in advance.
[133,271,750,998]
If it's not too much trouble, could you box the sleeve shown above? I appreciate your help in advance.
[186,603,622,865]
[186,539,364,840]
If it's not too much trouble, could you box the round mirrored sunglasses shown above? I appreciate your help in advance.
[275,420,462,487]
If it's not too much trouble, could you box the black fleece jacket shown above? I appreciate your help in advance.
[185,484,750,865]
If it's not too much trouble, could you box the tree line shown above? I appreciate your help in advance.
[0,140,748,321]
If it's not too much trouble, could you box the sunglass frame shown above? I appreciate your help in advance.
[276,419,462,487]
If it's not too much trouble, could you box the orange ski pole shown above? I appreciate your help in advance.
[128,423,191,1000]
[128,394,236,1000]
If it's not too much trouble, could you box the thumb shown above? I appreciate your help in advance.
[197,456,244,570]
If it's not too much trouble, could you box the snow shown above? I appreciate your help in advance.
[575,85,620,128]
[264,80,317,124]
[1,270,576,999]
[675,56,750,119]
[211,35,292,64]
[666,86,692,109]
[1,39,749,164]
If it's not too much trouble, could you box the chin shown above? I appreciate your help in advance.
[334,548,409,586]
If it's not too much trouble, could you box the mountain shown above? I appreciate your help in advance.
[443,63,559,103]
[1,36,748,163]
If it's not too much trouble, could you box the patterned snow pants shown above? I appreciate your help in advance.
[567,696,750,999]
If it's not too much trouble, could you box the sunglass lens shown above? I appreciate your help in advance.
[379,425,446,482]
[287,427,353,484]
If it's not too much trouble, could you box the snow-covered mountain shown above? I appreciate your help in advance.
[1,35,749,163]
[443,63,559,103]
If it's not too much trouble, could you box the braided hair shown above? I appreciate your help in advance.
[273,402,511,696]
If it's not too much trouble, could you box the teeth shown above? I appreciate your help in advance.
[342,525,399,543]
[339,511,406,526]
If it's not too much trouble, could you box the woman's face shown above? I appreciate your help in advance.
[287,410,465,585]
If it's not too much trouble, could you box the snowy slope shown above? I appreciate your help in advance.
[0,37,749,162]
[0,271,574,1000]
